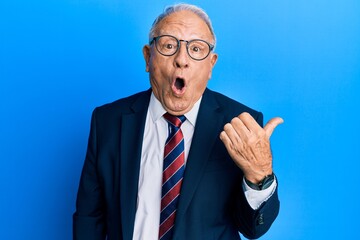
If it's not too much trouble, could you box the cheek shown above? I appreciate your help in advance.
[194,65,212,87]
[150,56,166,76]
[205,61,215,77]
[149,64,169,92]
[196,79,209,92]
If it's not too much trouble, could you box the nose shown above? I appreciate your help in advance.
[173,41,189,68]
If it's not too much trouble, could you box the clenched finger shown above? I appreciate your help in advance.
[222,123,243,147]
[220,129,245,160]
[230,117,251,140]
[239,112,262,133]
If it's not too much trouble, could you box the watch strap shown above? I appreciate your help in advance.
[245,173,275,190]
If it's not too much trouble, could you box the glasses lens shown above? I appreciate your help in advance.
[156,36,178,56]
[188,40,210,60]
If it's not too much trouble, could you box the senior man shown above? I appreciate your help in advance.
[73,3,283,240]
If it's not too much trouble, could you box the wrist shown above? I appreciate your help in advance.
[245,173,275,190]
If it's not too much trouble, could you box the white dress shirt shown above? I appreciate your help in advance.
[132,93,276,240]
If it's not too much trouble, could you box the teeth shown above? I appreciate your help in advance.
[175,78,185,90]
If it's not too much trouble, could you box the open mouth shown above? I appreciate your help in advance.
[175,77,185,90]
[171,77,186,95]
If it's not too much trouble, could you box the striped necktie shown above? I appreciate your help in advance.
[159,113,186,240]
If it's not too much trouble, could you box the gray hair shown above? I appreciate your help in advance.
[149,3,216,46]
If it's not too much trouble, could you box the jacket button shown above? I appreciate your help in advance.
[257,214,264,225]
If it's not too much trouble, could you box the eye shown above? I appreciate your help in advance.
[165,43,174,49]
[192,46,200,52]
[189,41,206,53]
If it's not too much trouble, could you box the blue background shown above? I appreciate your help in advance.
[1,0,359,239]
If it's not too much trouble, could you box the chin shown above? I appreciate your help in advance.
[169,103,193,115]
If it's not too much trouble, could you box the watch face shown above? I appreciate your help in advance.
[260,174,275,190]
[245,174,275,190]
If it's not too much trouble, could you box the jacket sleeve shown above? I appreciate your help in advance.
[235,183,280,239]
[234,111,280,239]
[73,108,106,240]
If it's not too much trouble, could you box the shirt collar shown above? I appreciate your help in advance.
[149,92,201,127]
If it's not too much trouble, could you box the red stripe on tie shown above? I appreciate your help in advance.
[164,114,182,128]
[162,153,184,182]
[161,179,182,211]
[164,130,182,157]
[159,211,176,239]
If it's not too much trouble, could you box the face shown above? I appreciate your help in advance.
[143,10,218,115]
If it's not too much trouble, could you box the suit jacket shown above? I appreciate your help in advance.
[73,88,279,240]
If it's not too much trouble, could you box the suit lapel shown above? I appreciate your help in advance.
[174,89,225,234]
[119,90,151,240]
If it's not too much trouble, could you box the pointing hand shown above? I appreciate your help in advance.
[220,112,283,183]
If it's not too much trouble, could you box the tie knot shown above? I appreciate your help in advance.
[163,112,186,128]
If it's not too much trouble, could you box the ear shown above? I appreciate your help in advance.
[142,45,151,72]
[208,53,218,79]
[210,53,218,67]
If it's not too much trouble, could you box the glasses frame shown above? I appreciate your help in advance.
[150,35,215,61]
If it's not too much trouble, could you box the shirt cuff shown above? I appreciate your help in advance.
[242,177,277,210]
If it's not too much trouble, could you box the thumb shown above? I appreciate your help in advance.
[264,117,284,138]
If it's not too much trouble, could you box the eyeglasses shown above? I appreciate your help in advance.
[150,35,214,61]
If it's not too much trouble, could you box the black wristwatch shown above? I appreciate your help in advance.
[245,173,275,190]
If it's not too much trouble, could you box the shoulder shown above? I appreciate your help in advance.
[204,88,261,116]
[204,88,263,125]
[93,89,151,118]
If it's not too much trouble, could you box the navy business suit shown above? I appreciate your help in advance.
[73,88,279,240]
